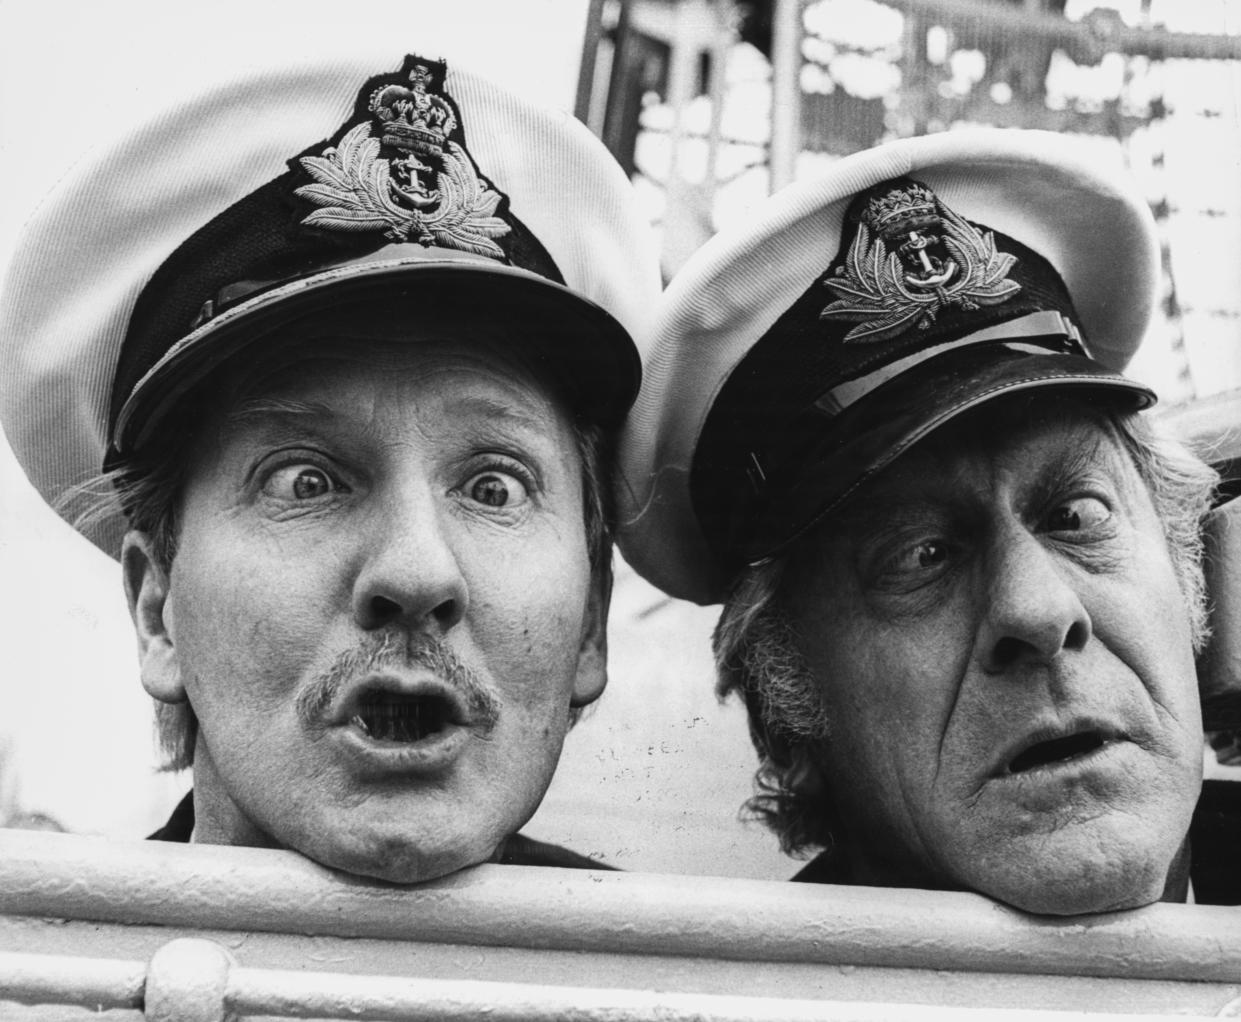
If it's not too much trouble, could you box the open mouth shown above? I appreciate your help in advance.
[1007,730,1112,774]
[350,691,458,744]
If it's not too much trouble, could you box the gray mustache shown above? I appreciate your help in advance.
[297,630,501,733]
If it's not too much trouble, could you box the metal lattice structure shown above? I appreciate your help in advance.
[593,0,1240,413]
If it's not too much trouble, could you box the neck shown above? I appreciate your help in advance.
[833,824,943,891]
[1159,838,1192,903]
[189,743,282,850]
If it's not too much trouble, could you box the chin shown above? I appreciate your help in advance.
[972,841,1174,916]
[297,820,505,885]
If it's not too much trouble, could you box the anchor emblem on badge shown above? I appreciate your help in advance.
[820,181,1021,344]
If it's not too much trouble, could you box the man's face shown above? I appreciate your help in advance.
[782,402,1203,914]
[125,339,606,882]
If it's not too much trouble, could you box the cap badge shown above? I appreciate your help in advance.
[820,182,1020,344]
[294,59,510,259]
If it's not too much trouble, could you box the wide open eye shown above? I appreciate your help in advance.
[263,464,342,501]
[466,470,528,508]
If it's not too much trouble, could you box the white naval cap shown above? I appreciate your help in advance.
[617,129,1160,604]
[0,48,660,556]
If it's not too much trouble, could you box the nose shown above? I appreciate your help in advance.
[975,525,1092,674]
[350,484,468,634]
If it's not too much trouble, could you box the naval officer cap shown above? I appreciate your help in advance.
[0,49,659,556]
[618,129,1160,605]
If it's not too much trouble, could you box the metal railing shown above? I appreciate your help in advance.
[2,830,1240,1019]
[5,940,1237,1021]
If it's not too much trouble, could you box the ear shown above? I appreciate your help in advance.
[570,561,612,709]
[121,530,186,705]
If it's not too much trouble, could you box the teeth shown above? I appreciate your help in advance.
[351,697,447,743]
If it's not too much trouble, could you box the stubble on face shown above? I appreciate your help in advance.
[780,402,1203,913]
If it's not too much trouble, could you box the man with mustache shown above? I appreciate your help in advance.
[0,51,657,881]
[618,130,1241,913]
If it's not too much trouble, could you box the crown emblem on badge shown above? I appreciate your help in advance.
[865,183,939,237]
[293,56,511,260]
[368,64,457,156]
[820,180,1021,344]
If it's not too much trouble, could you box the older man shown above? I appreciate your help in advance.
[0,51,657,881]
[618,130,1240,913]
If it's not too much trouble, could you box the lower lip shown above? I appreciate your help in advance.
[331,720,471,776]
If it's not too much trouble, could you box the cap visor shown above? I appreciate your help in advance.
[114,257,640,453]
[745,346,1156,562]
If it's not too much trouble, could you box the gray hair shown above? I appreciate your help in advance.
[713,401,1220,856]
[69,338,617,771]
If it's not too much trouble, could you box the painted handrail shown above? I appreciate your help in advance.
[0,941,1228,1022]
[1,829,1238,984]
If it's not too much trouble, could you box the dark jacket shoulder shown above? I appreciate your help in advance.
[1188,778,1241,906]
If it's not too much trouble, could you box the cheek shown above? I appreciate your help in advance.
[169,544,333,718]
[478,592,587,704]
[803,599,981,848]
[462,543,592,697]
[829,614,967,737]
[1090,544,1202,737]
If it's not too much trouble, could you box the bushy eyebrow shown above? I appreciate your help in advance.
[221,394,562,455]
[1021,425,1122,511]
[224,396,335,428]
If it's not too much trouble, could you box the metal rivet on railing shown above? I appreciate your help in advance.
[144,937,235,1022]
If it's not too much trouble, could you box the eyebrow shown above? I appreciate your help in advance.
[441,395,553,436]
[1021,424,1120,511]
[224,396,337,428]
[221,394,560,451]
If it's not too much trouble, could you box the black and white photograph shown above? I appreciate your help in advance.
[0,0,1238,1018]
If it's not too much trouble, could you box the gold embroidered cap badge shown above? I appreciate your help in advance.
[294,59,511,260]
[820,181,1021,344]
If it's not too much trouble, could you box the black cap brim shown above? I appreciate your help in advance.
[112,257,641,456]
[744,346,1156,563]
